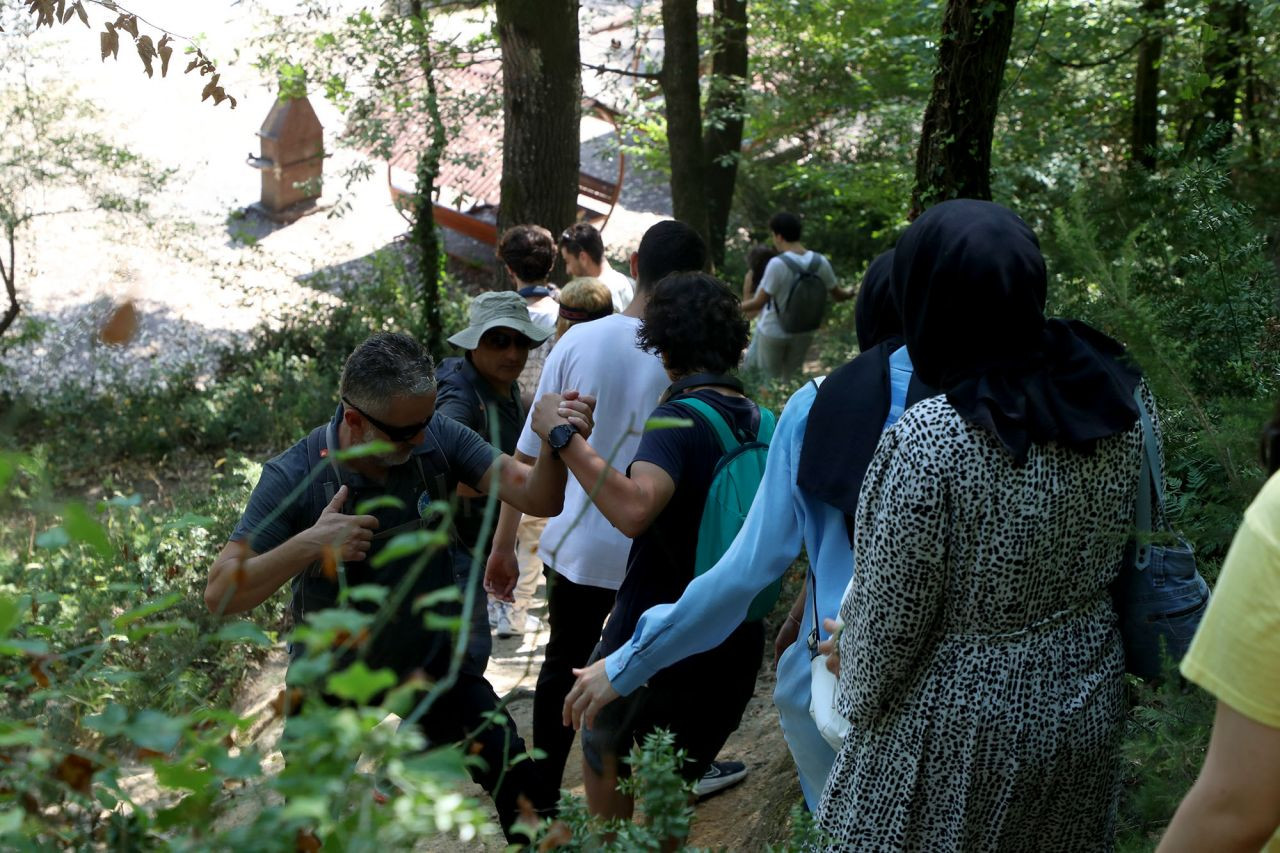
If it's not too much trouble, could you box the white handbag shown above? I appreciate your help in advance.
[807,570,852,750]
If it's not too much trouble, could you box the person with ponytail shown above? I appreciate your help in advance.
[1157,410,1280,852]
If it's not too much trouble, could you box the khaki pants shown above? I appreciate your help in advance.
[514,515,546,611]
[755,330,815,379]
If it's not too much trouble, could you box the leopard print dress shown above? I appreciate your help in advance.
[815,390,1154,852]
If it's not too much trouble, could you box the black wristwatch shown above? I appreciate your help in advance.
[547,423,578,459]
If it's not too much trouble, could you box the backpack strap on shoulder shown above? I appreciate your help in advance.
[779,254,804,275]
[670,397,740,453]
[304,422,347,514]
[755,406,777,444]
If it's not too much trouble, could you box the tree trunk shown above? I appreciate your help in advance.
[408,2,446,357]
[1244,52,1260,163]
[0,224,18,340]
[1187,0,1248,153]
[1131,0,1164,169]
[909,0,1020,218]
[495,0,580,250]
[702,0,748,270]
[660,0,710,252]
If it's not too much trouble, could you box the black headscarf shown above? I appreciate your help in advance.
[852,250,900,351]
[797,250,936,532]
[897,199,1141,463]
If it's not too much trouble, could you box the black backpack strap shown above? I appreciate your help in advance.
[304,423,345,517]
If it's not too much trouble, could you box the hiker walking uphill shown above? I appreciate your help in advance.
[742,212,854,380]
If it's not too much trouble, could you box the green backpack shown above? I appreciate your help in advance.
[671,396,780,622]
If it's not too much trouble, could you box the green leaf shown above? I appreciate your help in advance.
[84,703,129,736]
[0,595,20,638]
[331,440,395,461]
[644,417,695,431]
[325,662,396,705]
[301,609,373,634]
[64,502,112,558]
[343,584,389,606]
[153,760,214,793]
[354,495,405,514]
[213,621,272,647]
[0,808,23,836]
[284,652,331,687]
[209,747,262,779]
[165,513,215,531]
[0,638,50,657]
[111,592,182,630]
[35,526,70,549]
[123,710,186,753]
[0,454,17,493]
[422,613,461,631]
[370,530,445,568]
[0,726,43,748]
[412,585,460,611]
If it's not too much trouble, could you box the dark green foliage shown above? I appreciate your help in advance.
[1116,672,1216,850]
[1046,147,1277,566]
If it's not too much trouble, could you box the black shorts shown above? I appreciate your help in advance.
[580,619,764,782]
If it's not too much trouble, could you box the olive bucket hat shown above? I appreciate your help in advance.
[447,291,554,350]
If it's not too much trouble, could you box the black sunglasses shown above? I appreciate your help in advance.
[342,398,431,442]
[481,330,534,351]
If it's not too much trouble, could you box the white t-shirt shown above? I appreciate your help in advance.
[598,265,635,313]
[516,313,668,589]
[756,250,837,338]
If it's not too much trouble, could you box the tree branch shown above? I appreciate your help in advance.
[580,60,661,80]
[1046,35,1144,69]
[1004,2,1050,95]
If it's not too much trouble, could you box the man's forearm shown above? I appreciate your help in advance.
[490,499,523,552]
[560,437,647,537]
[205,535,316,615]
[521,442,568,517]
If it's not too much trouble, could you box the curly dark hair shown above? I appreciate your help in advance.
[637,272,749,376]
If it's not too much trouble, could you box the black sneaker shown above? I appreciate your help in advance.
[695,760,748,799]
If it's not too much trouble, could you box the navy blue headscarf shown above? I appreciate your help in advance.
[797,250,935,528]
[896,199,1141,463]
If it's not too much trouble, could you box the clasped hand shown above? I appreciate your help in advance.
[532,389,597,442]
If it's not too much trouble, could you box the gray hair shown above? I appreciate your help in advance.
[339,332,436,414]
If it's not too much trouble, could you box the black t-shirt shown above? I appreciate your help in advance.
[599,389,762,659]
[230,406,496,553]
[230,405,498,676]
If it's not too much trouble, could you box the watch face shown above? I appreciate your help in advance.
[550,423,575,449]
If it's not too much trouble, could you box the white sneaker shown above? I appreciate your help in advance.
[508,606,540,636]
[494,603,516,639]
[486,598,501,630]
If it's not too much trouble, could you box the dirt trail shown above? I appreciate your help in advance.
[198,578,801,850]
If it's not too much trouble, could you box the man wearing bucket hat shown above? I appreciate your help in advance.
[437,291,553,643]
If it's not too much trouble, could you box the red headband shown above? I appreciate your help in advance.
[558,304,611,323]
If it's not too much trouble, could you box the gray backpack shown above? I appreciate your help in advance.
[773,254,829,334]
